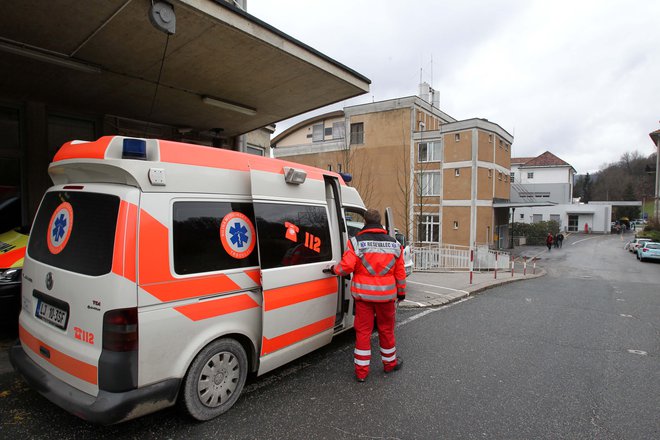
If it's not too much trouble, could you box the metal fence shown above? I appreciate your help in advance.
[412,243,510,272]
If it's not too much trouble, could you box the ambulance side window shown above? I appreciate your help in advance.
[254,203,332,269]
[173,201,259,275]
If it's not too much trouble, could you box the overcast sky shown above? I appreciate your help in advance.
[248,0,660,174]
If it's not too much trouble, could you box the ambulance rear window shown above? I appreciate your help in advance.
[28,191,120,276]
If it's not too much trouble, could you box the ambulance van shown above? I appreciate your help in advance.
[10,136,392,424]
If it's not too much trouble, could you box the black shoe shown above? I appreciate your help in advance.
[385,358,403,373]
[355,376,366,383]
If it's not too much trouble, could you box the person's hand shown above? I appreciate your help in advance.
[322,266,336,275]
[397,295,405,303]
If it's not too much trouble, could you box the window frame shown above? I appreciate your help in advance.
[418,141,441,162]
[350,122,364,145]
[420,172,441,196]
[418,214,440,243]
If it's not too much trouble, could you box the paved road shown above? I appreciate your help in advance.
[0,233,658,438]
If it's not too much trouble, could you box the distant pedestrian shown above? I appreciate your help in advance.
[557,232,564,248]
[554,233,560,248]
[546,233,553,251]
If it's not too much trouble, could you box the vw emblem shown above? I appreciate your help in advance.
[46,272,53,290]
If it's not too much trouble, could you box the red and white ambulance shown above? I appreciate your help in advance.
[10,136,393,424]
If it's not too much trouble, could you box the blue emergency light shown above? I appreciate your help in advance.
[339,172,353,183]
[122,138,147,160]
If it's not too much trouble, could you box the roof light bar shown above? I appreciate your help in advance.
[122,138,148,160]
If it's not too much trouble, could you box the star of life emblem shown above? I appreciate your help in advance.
[220,212,256,259]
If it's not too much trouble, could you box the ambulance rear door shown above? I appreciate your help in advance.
[250,164,342,375]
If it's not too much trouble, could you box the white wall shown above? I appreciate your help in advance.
[513,203,611,233]
[519,167,571,184]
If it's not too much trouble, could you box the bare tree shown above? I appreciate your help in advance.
[396,115,412,239]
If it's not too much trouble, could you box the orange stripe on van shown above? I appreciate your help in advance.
[52,137,112,162]
[245,269,261,285]
[19,324,97,385]
[263,278,337,311]
[112,201,138,282]
[261,316,335,356]
[144,275,242,302]
[174,294,259,321]
[0,246,25,267]
[137,210,171,284]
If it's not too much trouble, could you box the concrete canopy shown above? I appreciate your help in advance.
[0,0,370,137]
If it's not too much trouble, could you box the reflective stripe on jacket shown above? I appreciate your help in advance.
[334,226,407,302]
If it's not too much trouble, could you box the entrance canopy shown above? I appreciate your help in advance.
[0,0,370,137]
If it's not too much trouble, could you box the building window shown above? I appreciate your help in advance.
[350,123,364,145]
[520,213,524,219]
[246,144,265,156]
[504,143,509,152]
[327,164,332,171]
[498,172,502,181]
[419,121,425,131]
[324,127,333,137]
[454,133,460,142]
[510,172,515,182]
[337,163,342,172]
[454,168,460,177]
[488,169,492,178]
[418,214,439,242]
[312,123,324,142]
[420,172,441,196]
[332,122,345,140]
[453,221,459,229]
[504,175,508,183]
[488,134,493,143]
[418,141,441,162]
[527,172,534,179]
[532,214,542,223]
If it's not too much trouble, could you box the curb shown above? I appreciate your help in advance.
[399,268,547,309]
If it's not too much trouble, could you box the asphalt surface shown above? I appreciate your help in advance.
[0,233,658,439]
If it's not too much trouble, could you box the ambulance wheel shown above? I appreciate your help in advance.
[181,338,248,421]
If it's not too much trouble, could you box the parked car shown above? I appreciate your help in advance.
[627,238,651,253]
[395,230,414,277]
[638,242,660,262]
[0,195,27,322]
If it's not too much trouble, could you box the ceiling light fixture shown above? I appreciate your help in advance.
[0,39,102,74]
[202,96,257,116]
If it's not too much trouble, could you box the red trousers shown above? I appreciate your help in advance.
[353,300,398,379]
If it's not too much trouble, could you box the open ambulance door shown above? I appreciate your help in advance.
[384,207,396,237]
[249,164,343,375]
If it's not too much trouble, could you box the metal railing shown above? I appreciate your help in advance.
[412,243,510,272]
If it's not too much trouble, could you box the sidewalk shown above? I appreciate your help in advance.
[400,262,546,308]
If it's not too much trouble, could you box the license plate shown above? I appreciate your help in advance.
[36,299,68,330]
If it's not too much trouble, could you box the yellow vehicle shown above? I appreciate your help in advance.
[0,195,28,320]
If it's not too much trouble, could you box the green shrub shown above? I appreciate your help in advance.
[513,220,560,245]
[640,219,660,242]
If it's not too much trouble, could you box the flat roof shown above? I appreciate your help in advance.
[0,0,370,137]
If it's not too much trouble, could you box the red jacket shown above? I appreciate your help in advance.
[333,226,406,302]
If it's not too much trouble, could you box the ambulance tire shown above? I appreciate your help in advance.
[180,338,248,421]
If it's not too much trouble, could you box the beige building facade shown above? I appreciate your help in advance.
[272,90,514,248]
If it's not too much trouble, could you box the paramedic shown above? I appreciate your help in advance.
[327,209,406,382]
